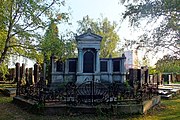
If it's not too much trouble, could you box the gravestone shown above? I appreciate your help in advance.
[20,63,25,80]
[20,63,26,85]
[29,68,33,85]
[15,63,20,96]
[25,68,29,86]
[34,63,39,84]
[129,68,141,88]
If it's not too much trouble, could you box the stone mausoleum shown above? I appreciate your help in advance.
[50,29,126,85]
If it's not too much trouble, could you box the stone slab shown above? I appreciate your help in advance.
[13,96,161,115]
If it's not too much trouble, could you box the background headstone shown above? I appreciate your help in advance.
[15,63,20,96]
[29,68,33,85]
[34,63,39,84]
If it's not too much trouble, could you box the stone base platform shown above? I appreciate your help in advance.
[13,96,161,115]
[158,84,180,99]
[112,96,161,114]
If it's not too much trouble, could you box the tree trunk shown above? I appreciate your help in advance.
[0,45,8,65]
[0,35,11,65]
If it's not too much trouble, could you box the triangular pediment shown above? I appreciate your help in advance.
[76,29,102,41]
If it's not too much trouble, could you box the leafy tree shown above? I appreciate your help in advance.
[120,0,180,57]
[41,19,64,61]
[40,19,76,63]
[0,0,68,66]
[149,66,158,74]
[0,0,69,79]
[155,54,180,73]
[40,19,76,81]
[77,16,121,58]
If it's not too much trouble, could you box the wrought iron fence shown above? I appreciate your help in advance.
[17,81,158,106]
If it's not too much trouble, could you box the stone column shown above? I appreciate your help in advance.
[109,55,113,83]
[78,48,83,73]
[96,49,100,73]
[122,54,126,73]
[43,62,46,81]
[121,54,126,83]
[119,60,122,73]
[168,74,171,84]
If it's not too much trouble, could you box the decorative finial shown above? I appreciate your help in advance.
[109,54,112,58]
[87,28,91,33]
[122,53,126,58]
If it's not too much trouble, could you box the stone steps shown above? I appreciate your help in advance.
[158,84,180,99]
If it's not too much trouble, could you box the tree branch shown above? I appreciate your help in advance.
[10,0,55,38]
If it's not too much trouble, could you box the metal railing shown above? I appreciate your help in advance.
[17,80,158,106]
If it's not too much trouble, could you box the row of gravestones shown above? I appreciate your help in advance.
[15,63,42,95]
[128,66,150,89]
[1,63,40,83]
[128,67,178,88]
[15,63,41,84]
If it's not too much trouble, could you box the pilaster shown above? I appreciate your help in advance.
[78,48,83,73]
[95,49,100,73]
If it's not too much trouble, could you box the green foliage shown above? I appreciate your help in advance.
[77,15,121,58]
[141,56,150,66]
[40,19,76,63]
[0,62,9,80]
[155,54,180,73]
[0,0,69,78]
[39,19,76,81]
[121,0,180,56]
[149,66,158,74]
[0,30,6,52]
[41,19,64,61]
[0,96,12,103]
[0,0,69,65]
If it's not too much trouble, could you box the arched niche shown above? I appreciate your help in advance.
[83,50,94,73]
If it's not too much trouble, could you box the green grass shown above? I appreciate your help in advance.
[172,81,180,84]
[130,95,180,120]
[0,84,16,88]
[0,94,180,120]
[0,83,180,120]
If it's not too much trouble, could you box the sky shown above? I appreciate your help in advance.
[61,0,134,39]
[69,0,123,23]
[64,0,162,66]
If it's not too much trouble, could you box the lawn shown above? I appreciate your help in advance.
[0,84,16,88]
[0,93,180,120]
[130,95,180,120]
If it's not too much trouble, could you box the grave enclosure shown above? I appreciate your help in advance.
[50,28,126,87]
[13,29,160,115]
